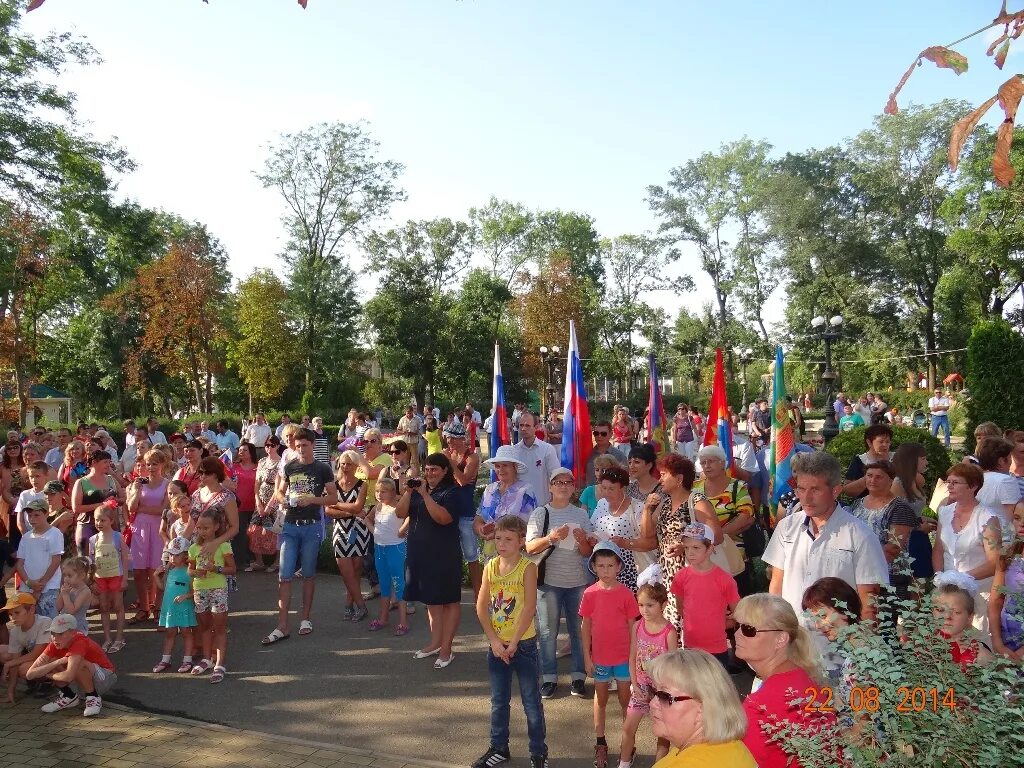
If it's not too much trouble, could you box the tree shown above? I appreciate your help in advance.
[0,205,48,424]
[965,319,1024,448]
[107,227,230,413]
[228,269,301,409]
[648,138,778,347]
[257,121,405,404]
[595,234,689,393]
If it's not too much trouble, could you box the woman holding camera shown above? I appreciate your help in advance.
[396,452,466,669]
[126,449,170,624]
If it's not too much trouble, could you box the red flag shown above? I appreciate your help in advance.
[26,0,47,11]
[702,348,734,473]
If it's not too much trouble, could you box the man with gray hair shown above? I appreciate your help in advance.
[762,451,888,622]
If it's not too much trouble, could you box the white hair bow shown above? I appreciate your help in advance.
[636,563,663,588]
[933,570,979,597]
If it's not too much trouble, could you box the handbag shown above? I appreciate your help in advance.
[688,492,745,576]
[528,505,556,585]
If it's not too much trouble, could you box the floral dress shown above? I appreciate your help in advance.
[655,490,708,632]
[249,456,280,556]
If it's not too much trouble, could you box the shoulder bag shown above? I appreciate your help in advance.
[723,479,768,559]
[528,505,556,585]
[691,491,745,576]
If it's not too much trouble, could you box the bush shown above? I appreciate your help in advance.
[965,319,1024,452]
[825,424,951,495]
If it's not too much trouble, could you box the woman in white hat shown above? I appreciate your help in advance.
[473,445,538,574]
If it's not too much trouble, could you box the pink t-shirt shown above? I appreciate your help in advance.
[671,565,740,654]
[579,581,640,666]
[742,667,835,768]
[634,621,673,686]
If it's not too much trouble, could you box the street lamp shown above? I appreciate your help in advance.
[736,347,754,416]
[539,345,561,416]
[812,314,843,445]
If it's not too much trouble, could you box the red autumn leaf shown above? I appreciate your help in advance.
[920,46,969,74]
[995,39,1012,69]
[26,0,46,11]
[993,120,1016,187]
[997,73,1024,121]
[949,94,998,171]
[885,47,968,115]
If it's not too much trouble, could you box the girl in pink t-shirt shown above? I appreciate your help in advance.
[670,522,740,666]
[619,580,677,768]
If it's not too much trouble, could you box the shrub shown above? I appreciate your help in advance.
[825,424,951,495]
[965,319,1024,452]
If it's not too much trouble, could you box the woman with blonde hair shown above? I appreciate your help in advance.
[733,593,833,768]
[646,649,755,767]
[328,449,370,621]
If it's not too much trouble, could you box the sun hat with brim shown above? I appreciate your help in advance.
[589,539,625,574]
[49,614,78,634]
[443,422,467,439]
[3,593,36,610]
[483,444,526,473]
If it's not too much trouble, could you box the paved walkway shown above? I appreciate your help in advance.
[0,697,454,768]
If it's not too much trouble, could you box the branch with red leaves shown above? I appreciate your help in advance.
[887,2,1024,188]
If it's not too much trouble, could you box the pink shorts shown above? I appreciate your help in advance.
[130,513,164,570]
[95,576,123,594]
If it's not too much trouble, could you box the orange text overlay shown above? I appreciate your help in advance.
[803,686,957,713]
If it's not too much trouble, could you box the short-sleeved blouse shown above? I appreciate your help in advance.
[937,503,1000,574]
[404,482,464,605]
[190,487,232,537]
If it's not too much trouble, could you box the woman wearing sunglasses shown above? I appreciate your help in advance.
[645,649,755,768]
[732,594,834,768]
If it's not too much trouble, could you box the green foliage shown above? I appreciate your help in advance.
[965,319,1024,450]
[825,424,951,494]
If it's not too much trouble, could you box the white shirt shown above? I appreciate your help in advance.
[14,489,45,533]
[244,423,272,448]
[512,439,561,506]
[16,526,65,593]
[762,505,889,620]
[937,503,1000,574]
[854,404,873,425]
[148,430,168,446]
[928,396,951,415]
[976,471,1020,545]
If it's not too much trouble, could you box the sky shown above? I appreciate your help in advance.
[21,0,1015,336]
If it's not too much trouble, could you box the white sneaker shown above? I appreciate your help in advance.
[41,693,80,713]
[83,695,102,717]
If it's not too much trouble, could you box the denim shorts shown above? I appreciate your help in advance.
[278,521,323,581]
[593,661,631,682]
[458,517,480,561]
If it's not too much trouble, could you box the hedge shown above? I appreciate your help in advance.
[965,320,1024,452]
[824,424,952,498]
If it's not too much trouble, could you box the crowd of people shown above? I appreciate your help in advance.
[0,402,1022,768]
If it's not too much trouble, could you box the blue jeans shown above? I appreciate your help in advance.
[536,584,586,683]
[931,414,950,446]
[487,638,547,756]
[278,522,323,581]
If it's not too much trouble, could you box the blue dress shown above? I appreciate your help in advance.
[159,566,197,629]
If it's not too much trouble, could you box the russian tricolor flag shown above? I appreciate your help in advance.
[702,347,734,474]
[490,343,511,480]
[560,320,592,483]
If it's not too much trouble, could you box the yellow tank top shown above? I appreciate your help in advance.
[486,555,536,642]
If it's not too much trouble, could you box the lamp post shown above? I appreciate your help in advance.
[812,314,843,445]
[539,345,561,416]
[736,347,754,417]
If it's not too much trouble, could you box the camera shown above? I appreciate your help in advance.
[137,477,149,485]
[406,479,422,489]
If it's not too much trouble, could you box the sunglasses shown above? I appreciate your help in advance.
[365,439,379,444]
[388,449,404,455]
[592,430,608,437]
[737,623,785,638]
[651,689,697,706]
[551,479,575,487]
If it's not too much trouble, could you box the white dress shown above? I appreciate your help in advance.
[937,503,1001,640]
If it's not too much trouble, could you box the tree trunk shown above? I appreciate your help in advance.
[924,294,937,389]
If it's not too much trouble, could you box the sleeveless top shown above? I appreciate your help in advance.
[138,479,168,517]
[336,479,365,530]
[485,555,536,642]
[78,475,115,526]
[635,621,673,686]
[454,450,477,518]
[613,421,632,444]
[190,487,232,537]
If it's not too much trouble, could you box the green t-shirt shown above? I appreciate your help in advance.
[839,413,865,432]
[188,541,232,591]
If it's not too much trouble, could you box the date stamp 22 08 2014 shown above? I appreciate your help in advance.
[803,686,958,714]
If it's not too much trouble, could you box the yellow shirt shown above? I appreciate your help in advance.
[356,453,393,509]
[485,555,536,642]
[653,742,756,768]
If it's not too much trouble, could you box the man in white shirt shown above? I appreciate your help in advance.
[243,413,272,449]
[928,388,951,448]
[465,403,482,427]
[145,418,167,446]
[763,451,889,623]
[512,412,561,506]
[397,406,423,470]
